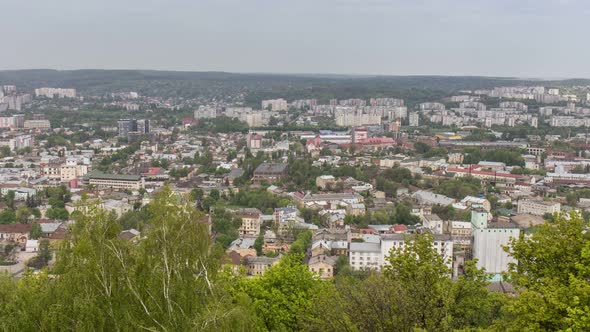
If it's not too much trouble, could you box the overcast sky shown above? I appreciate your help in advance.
[1,0,589,78]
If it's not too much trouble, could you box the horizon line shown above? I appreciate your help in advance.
[0,68,587,81]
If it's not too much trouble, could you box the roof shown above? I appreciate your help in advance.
[229,237,256,250]
[244,256,280,265]
[511,214,545,229]
[0,223,32,233]
[412,190,455,206]
[350,242,381,253]
[142,167,163,176]
[308,255,338,266]
[118,229,140,241]
[253,163,288,174]
[40,222,62,233]
[381,233,452,241]
[85,170,141,181]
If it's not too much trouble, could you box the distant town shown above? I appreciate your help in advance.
[0,74,588,330]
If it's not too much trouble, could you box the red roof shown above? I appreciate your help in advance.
[356,137,395,145]
[393,224,407,232]
[142,167,162,176]
[0,224,32,234]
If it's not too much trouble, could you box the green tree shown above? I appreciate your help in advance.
[29,223,42,240]
[46,207,69,220]
[239,254,322,331]
[499,212,590,331]
[0,210,16,224]
[15,207,32,223]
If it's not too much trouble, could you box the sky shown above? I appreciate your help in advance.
[1,0,589,78]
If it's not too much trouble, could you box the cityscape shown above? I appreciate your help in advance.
[1,0,589,331]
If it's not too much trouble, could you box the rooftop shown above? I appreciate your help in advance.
[85,171,141,181]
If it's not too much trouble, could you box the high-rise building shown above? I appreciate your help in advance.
[261,99,288,111]
[118,119,138,138]
[409,112,420,127]
[118,119,150,137]
[137,119,150,134]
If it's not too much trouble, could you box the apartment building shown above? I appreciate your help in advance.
[517,199,561,216]
[85,171,143,190]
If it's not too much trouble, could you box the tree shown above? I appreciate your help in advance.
[26,239,52,269]
[46,207,69,220]
[209,189,220,201]
[0,210,16,224]
[4,191,15,210]
[383,233,454,330]
[15,207,32,223]
[414,141,431,154]
[0,186,250,331]
[29,223,42,240]
[254,233,264,256]
[499,212,590,331]
[239,254,322,331]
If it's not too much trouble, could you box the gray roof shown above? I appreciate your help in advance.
[350,242,381,253]
[253,163,288,174]
[40,222,62,233]
[412,190,455,206]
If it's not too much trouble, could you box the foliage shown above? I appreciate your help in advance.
[29,223,42,240]
[26,240,52,270]
[462,148,525,166]
[289,230,313,255]
[499,212,590,331]
[435,176,482,199]
[238,254,322,331]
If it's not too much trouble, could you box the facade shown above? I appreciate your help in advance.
[349,233,454,271]
[85,171,143,190]
[252,163,288,183]
[308,255,337,280]
[349,241,382,271]
[471,210,520,274]
[381,234,454,269]
[261,98,288,111]
[23,120,51,130]
[34,87,76,98]
[409,112,420,127]
[0,224,32,247]
[236,208,262,237]
[244,256,280,276]
[517,199,561,216]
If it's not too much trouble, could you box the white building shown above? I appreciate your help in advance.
[517,199,561,216]
[349,233,454,271]
[471,210,520,274]
[409,112,420,127]
[34,87,76,98]
[261,99,288,111]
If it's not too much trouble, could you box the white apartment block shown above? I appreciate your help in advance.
[409,112,419,127]
[550,116,590,127]
[349,234,454,271]
[335,113,381,127]
[24,120,51,130]
[34,87,77,98]
[261,99,288,111]
[0,135,34,151]
[194,106,217,119]
[517,199,561,216]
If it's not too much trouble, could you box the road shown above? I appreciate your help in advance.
[0,251,36,278]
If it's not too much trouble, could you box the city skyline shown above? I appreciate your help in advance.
[2,0,590,78]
